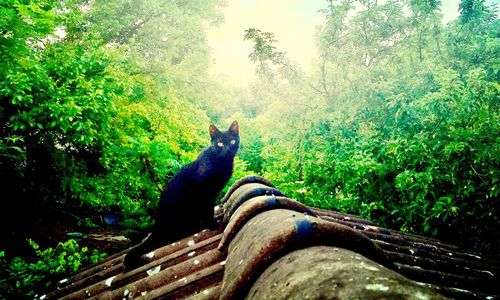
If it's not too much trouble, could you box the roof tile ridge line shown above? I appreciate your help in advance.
[56,227,218,292]
[370,233,500,265]
[92,247,224,299]
[62,232,136,277]
[317,213,375,226]
[61,234,223,300]
[394,262,500,294]
[383,249,499,280]
[318,215,463,252]
[422,282,500,299]
[51,229,222,298]
[218,195,317,254]
[136,259,225,299]
[50,230,220,299]
[111,233,223,286]
[55,250,125,289]
[318,214,499,261]
[309,206,375,223]
[68,246,129,276]
[219,175,276,205]
[46,263,124,300]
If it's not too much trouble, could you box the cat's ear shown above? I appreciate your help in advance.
[229,120,239,134]
[209,124,220,139]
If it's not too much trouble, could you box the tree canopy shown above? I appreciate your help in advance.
[0,0,498,297]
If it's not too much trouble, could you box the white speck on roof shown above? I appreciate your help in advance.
[365,284,389,292]
[105,276,116,287]
[146,266,161,276]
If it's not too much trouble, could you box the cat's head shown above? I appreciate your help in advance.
[209,120,239,158]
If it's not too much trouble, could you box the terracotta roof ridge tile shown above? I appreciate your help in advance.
[218,195,316,253]
[219,209,390,299]
[219,175,275,205]
[221,183,285,224]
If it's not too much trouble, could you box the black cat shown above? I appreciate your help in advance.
[123,121,239,270]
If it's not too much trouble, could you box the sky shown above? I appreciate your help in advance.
[207,0,499,84]
[207,0,325,83]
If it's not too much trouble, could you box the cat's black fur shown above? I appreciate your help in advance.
[123,121,239,270]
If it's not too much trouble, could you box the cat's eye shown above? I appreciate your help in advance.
[217,142,224,147]
[230,140,236,145]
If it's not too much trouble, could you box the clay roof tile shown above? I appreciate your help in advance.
[43,175,500,299]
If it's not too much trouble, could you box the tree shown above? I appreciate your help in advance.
[239,0,500,253]
[446,0,499,79]
[0,0,224,252]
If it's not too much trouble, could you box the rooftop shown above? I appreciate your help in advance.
[42,175,500,299]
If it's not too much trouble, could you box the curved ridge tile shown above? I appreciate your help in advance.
[221,183,284,224]
[247,246,449,300]
[314,218,391,268]
[220,209,298,300]
[220,175,276,205]
[219,209,388,300]
[218,195,317,253]
[91,249,223,299]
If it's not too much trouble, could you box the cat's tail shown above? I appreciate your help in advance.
[123,233,156,271]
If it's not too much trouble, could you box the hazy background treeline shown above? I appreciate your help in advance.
[0,0,498,297]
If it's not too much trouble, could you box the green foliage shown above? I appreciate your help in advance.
[244,28,301,82]
[0,0,233,295]
[301,68,498,243]
[448,0,499,79]
[244,28,287,80]
[1,1,499,293]
[0,0,219,231]
[0,240,106,299]
[239,0,499,252]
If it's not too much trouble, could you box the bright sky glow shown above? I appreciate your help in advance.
[207,0,499,84]
[207,0,324,83]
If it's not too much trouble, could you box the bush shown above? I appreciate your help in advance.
[0,239,106,299]
[299,68,499,251]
